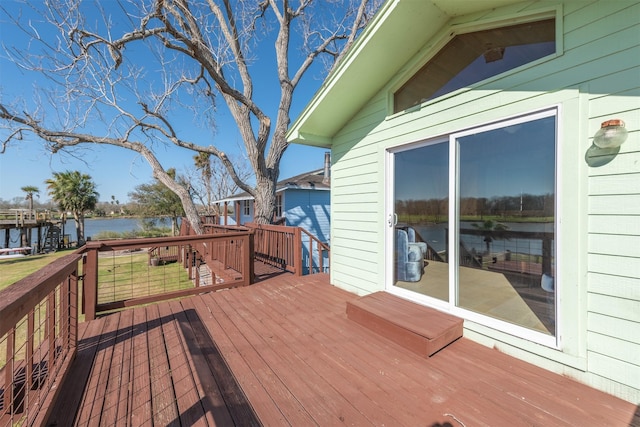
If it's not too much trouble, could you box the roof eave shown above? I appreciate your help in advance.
[287,0,523,147]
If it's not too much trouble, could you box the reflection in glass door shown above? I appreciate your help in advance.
[393,141,449,302]
[456,115,556,335]
[389,110,557,339]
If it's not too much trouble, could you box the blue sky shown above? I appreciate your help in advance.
[0,1,329,204]
[395,115,556,201]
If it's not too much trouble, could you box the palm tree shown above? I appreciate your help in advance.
[194,152,213,214]
[21,185,40,211]
[46,171,99,246]
[20,185,40,247]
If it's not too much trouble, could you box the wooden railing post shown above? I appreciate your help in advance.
[248,230,255,284]
[83,249,98,321]
[307,233,313,274]
[294,227,302,276]
[70,271,78,349]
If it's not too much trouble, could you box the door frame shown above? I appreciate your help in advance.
[384,108,560,348]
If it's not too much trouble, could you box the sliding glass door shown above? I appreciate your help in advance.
[389,110,557,340]
[392,141,449,302]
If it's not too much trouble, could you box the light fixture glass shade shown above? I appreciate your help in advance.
[593,119,628,149]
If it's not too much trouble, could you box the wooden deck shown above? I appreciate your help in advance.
[48,274,639,426]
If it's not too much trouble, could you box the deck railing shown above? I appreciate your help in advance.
[299,227,330,275]
[0,218,327,424]
[0,209,52,225]
[190,220,330,276]
[244,223,330,276]
[0,252,81,427]
[244,222,297,273]
[82,232,253,320]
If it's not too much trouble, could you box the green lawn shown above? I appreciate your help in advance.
[97,251,194,305]
[0,250,74,291]
[1,250,81,367]
[1,248,196,367]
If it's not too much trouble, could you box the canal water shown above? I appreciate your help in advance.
[2,217,174,249]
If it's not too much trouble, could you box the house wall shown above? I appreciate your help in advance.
[283,189,331,243]
[284,189,331,273]
[239,200,253,225]
[329,0,639,402]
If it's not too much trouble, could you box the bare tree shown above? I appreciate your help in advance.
[188,152,252,215]
[0,0,381,233]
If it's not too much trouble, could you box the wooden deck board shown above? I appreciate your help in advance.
[77,312,120,426]
[156,302,207,427]
[195,292,309,426]
[216,288,383,426]
[47,273,639,426]
[247,281,421,426]
[146,303,180,427]
[169,299,239,426]
[130,306,153,427]
[45,317,106,427]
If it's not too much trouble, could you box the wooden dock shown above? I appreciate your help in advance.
[0,209,58,251]
[46,274,639,426]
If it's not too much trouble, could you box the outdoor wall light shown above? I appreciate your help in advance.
[593,119,628,149]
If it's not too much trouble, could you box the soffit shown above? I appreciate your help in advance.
[287,0,522,147]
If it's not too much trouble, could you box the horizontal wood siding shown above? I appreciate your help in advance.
[580,0,640,401]
[283,189,330,243]
[331,96,387,294]
[283,189,331,273]
[330,0,640,402]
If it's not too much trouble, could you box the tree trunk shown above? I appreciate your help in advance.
[252,177,276,225]
[171,216,179,236]
[140,145,204,234]
[74,213,84,246]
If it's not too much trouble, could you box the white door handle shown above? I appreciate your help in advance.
[388,213,397,227]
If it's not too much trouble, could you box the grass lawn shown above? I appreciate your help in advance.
[1,250,81,366]
[97,251,194,305]
[0,250,76,291]
[1,247,196,367]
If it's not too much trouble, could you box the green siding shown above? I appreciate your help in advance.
[329,0,639,402]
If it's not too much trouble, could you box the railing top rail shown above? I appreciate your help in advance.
[299,227,330,251]
[0,251,82,337]
[245,222,297,234]
[83,232,252,252]
[203,224,249,231]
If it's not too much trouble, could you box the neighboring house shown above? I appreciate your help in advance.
[288,0,639,404]
[215,157,331,272]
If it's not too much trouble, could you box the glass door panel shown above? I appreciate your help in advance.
[393,142,449,301]
[456,115,556,335]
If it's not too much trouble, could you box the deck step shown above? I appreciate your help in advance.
[346,292,463,357]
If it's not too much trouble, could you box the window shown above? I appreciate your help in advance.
[394,19,556,112]
[243,200,251,216]
[275,194,283,218]
[392,109,557,340]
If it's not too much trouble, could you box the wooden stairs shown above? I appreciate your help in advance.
[346,292,463,357]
